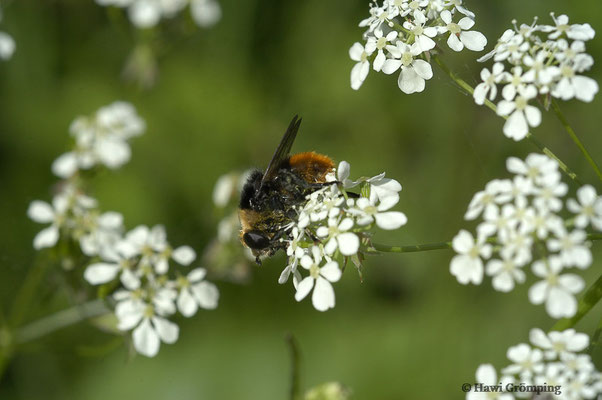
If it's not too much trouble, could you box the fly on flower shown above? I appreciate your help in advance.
[239,115,337,264]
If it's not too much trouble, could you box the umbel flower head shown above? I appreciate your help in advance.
[451,153,601,319]
[350,0,487,93]
[466,328,602,400]
[28,100,220,358]
[475,13,598,140]
[96,0,221,29]
[276,161,407,311]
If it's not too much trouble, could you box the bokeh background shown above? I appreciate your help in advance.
[1,0,601,398]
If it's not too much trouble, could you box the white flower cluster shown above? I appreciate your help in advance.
[475,14,598,140]
[28,101,219,357]
[350,0,486,93]
[52,101,145,179]
[467,328,602,400]
[451,153,601,318]
[96,0,221,29]
[0,7,15,61]
[280,161,407,311]
[85,225,219,357]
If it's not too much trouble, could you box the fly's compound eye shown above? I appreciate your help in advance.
[243,230,270,250]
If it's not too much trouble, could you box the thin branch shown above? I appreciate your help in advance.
[286,333,301,400]
[15,299,110,345]
[431,55,582,185]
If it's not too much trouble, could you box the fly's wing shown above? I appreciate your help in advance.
[260,115,302,189]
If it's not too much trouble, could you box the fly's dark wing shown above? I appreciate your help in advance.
[260,115,302,189]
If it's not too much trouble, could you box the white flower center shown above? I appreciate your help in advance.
[468,245,480,259]
[447,22,461,35]
[376,36,388,49]
[394,0,404,6]
[412,25,424,36]
[515,96,528,111]
[527,166,540,180]
[557,24,569,33]
[561,65,574,78]
[360,51,369,62]
[364,205,377,215]
[143,304,154,318]
[401,51,414,66]
[409,1,420,10]
[309,264,320,279]
[551,341,566,353]
[560,236,574,250]
[583,205,594,217]
[547,272,559,286]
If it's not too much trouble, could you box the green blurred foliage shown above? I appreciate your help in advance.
[0,0,601,398]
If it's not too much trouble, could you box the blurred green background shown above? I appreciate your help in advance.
[1,0,601,398]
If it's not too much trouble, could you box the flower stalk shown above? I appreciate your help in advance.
[551,99,602,182]
[551,273,602,332]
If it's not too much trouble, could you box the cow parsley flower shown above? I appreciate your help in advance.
[452,153,596,319]
[450,230,492,284]
[476,13,599,140]
[350,0,486,93]
[294,246,342,312]
[96,0,221,29]
[567,185,602,230]
[265,160,406,311]
[52,101,145,178]
[528,257,584,319]
[467,328,601,400]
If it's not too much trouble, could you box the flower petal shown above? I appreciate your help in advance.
[33,226,59,249]
[192,281,219,309]
[295,277,314,301]
[84,263,120,285]
[337,233,359,256]
[312,277,335,311]
[27,201,55,223]
[152,316,179,344]
[172,245,196,265]
[320,261,341,282]
[133,318,160,357]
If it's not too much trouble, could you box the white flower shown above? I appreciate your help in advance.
[532,180,567,213]
[546,228,592,269]
[439,10,487,52]
[506,154,560,188]
[551,62,599,102]
[402,10,437,52]
[279,257,302,289]
[485,250,526,292]
[175,268,219,317]
[0,31,15,61]
[349,42,375,90]
[529,328,589,360]
[522,50,560,87]
[83,240,141,289]
[349,197,407,230]
[567,185,602,230]
[316,218,360,256]
[295,246,342,311]
[368,29,398,71]
[464,179,512,220]
[382,41,433,94]
[541,13,596,41]
[478,29,526,63]
[190,0,221,28]
[501,343,544,378]
[450,230,492,285]
[27,197,69,250]
[528,257,584,318]
[337,161,359,189]
[497,85,541,141]
[212,173,237,207]
[79,211,124,257]
[477,203,517,241]
[473,63,506,105]
[467,364,514,400]
[114,292,179,357]
[443,0,474,18]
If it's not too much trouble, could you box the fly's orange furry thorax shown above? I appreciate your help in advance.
[288,151,335,184]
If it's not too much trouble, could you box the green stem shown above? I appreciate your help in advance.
[551,99,602,182]
[286,334,301,400]
[371,233,602,254]
[551,273,602,332]
[15,299,109,345]
[431,55,582,185]
[9,255,49,328]
[587,316,602,355]
[369,241,451,254]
